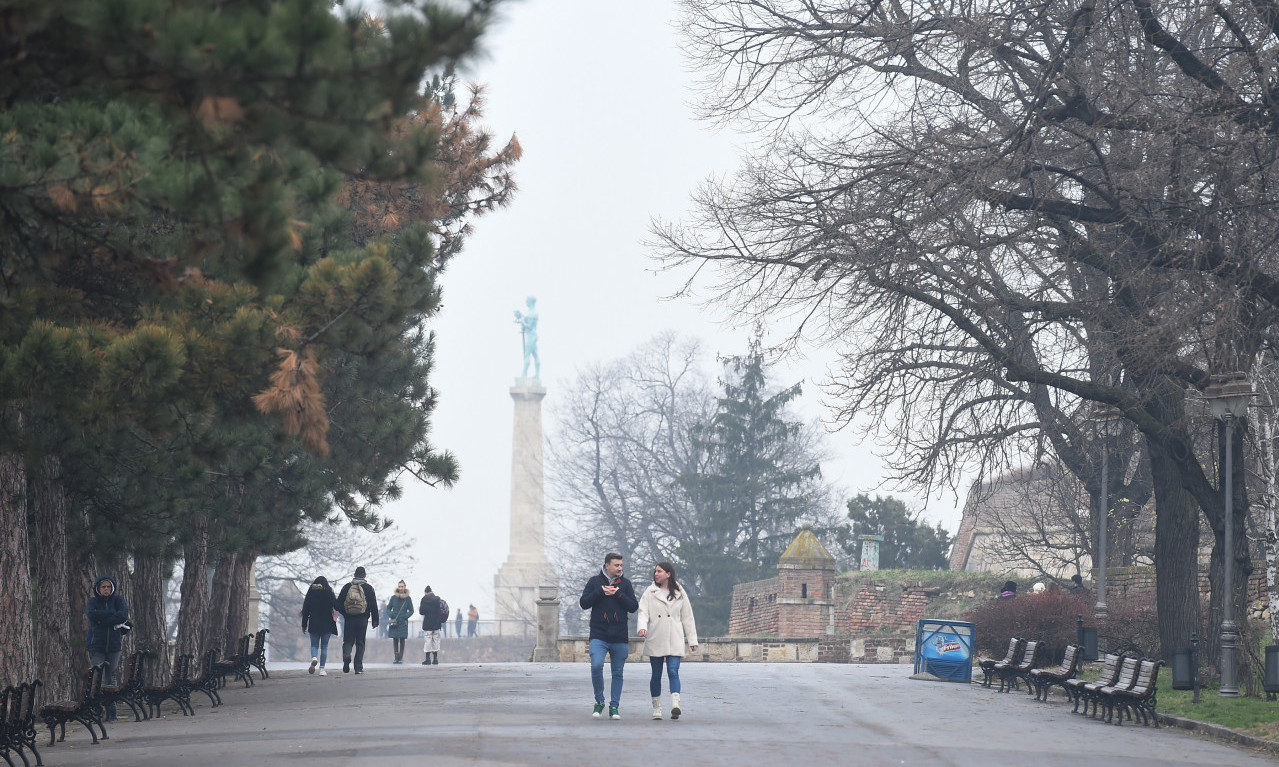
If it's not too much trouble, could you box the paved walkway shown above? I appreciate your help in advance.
[38,662,1279,766]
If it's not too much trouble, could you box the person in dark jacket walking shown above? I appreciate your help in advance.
[579,552,638,720]
[418,586,444,665]
[87,574,129,720]
[335,566,379,674]
[386,580,414,664]
[301,576,339,675]
[455,608,463,638]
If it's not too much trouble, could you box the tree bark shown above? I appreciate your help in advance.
[66,524,96,677]
[133,552,172,685]
[0,452,35,688]
[32,454,74,700]
[176,516,210,661]
[225,552,255,653]
[1146,383,1200,663]
[204,549,237,657]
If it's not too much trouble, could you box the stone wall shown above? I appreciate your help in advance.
[728,577,781,636]
[836,581,935,634]
[554,635,914,664]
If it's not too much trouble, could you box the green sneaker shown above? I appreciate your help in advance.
[609,707,620,720]
[592,703,604,719]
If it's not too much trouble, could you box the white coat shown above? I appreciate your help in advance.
[637,583,699,658]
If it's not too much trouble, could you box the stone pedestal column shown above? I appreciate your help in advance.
[495,380,555,636]
[532,585,561,661]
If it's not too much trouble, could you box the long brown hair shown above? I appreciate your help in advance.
[656,561,681,601]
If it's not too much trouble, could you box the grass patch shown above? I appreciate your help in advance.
[1157,675,1279,738]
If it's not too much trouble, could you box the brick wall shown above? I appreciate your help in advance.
[728,577,781,635]
[1102,563,1267,608]
[836,582,934,634]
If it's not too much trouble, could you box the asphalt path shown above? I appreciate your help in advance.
[34,661,1279,766]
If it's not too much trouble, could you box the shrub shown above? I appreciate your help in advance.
[1096,599,1160,658]
[968,591,1093,664]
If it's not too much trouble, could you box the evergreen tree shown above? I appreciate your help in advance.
[843,494,952,571]
[677,338,830,633]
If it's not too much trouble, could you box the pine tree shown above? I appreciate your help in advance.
[843,494,952,571]
[677,338,829,633]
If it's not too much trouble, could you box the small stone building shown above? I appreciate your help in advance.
[728,525,836,636]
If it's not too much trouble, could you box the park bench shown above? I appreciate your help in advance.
[100,650,149,723]
[1063,652,1123,713]
[1084,654,1140,720]
[144,653,194,718]
[4,681,41,767]
[1107,658,1163,727]
[248,628,270,680]
[977,637,1023,688]
[1029,644,1081,701]
[190,650,223,709]
[214,634,254,688]
[994,639,1042,693]
[40,664,106,746]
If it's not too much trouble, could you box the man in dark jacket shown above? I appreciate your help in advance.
[87,574,129,720]
[335,566,379,674]
[579,552,637,720]
[418,586,444,666]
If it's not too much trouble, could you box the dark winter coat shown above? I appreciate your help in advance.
[335,580,378,636]
[386,595,414,639]
[579,571,638,644]
[419,593,443,632]
[86,575,129,655]
[301,583,339,636]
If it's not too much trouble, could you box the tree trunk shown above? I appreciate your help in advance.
[176,516,210,661]
[0,452,35,688]
[66,527,96,677]
[204,549,237,657]
[32,454,74,700]
[225,552,255,653]
[1146,384,1200,663]
[133,552,172,685]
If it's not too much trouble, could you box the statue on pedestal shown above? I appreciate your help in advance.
[514,296,540,379]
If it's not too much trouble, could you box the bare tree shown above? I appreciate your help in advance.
[659,0,1279,659]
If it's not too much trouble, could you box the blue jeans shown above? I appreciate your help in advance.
[309,632,331,666]
[589,639,628,707]
[650,655,681,696]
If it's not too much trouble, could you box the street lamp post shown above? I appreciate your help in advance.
[1204,372,1253,699]
[1091,403,1123,617]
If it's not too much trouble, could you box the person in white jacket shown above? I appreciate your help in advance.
[636,561,698,721]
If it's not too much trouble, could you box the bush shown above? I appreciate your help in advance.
[968,591,1093,664]
[1096,599,1160,658]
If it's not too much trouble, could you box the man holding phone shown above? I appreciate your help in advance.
[579,552,638,720]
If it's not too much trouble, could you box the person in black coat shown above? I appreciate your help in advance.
[335,566,379,674]
[418,586,444,666]
[579,552,638,719]
[87,574,129,720]
[301,576,339,675]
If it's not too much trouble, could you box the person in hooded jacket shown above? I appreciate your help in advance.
[335,566,379,674]
[386,580,414,664]
[87,574,129,719]
[637,561,698,721]
[301,576,339,675]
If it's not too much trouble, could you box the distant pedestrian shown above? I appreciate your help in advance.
[999,580,1017,599]
[301,576,338,676]
[467,604,479,637]
[336,566,379,674]
[637,561,698,721]
[386,580,414,664]
[579,552,638,720]
[455,608,463,638]
[419,586,444,665]
[87,574,130,721]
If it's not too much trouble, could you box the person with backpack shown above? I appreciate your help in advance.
[418,585,445,665]
[335,566,379,674]
[386,580,414,665]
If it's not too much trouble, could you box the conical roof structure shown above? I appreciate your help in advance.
[778,524,836,570]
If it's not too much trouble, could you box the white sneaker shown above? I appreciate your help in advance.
[651,697,662,720]
[309,657,318,674]
[318,667,327,676]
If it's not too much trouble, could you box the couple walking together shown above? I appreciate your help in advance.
[579,553,699,721]
[300,566,381,674]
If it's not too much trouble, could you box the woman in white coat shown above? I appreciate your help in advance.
[637,561,698,721]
